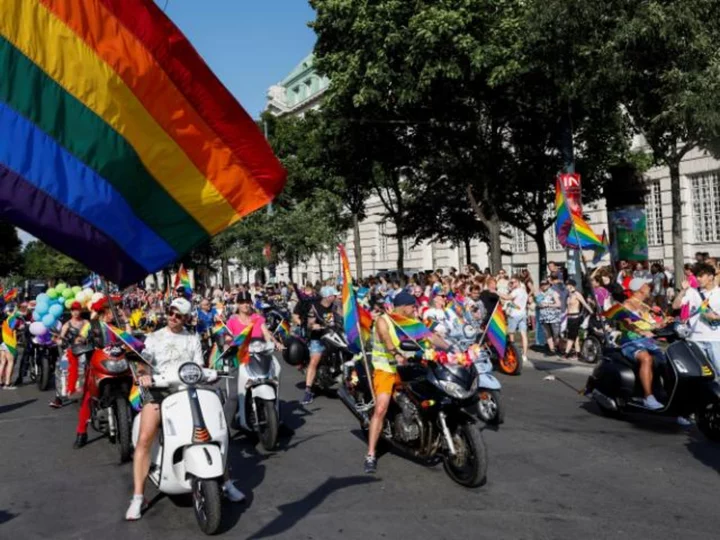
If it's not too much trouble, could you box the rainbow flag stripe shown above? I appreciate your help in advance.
[486,305,508,359]
[232,324,253,365]
[339,244,365,354]
[208,343,224,370]
[276,319,291,340]
[389,313,432,342]
[212,320,227,336]
[602,303,641,323]
[3,288,18,303]
[555,179,606,251]
[128,383,142,412]
[2,318,17,357]
[0,0,285,287]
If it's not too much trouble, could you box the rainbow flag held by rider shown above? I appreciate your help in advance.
[103,323,145,352]
[232,324,253,365]
[389,313,432,342]
[174,265,192,296]
[128,383,143,412]
[0,0,286,287]
[275,319,291,340]
[339,244,367,354]
[212,320,228,336]
[486,304,508,359]
[555,179,607,252]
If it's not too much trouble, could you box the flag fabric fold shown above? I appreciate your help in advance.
[339,244,367,354]
[486,304,508,359]
[555,179,607,252]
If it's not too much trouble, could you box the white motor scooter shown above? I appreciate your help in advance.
[131,361,229,535]
[235,340,281,451]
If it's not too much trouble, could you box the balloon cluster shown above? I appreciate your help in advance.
[29,283,96,337]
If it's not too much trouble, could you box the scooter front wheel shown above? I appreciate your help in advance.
[477,390,504,425]
[192,478,222,535]
[697,403,720,442]
[257,399,279,451]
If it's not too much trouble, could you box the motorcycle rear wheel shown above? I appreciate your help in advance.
[37,353,51,391]
[581,336,602,364]
[192,478,222,535]
[442,421,488,488]
[497,342,523,376]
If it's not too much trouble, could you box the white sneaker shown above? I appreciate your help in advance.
[125,495,146,521]
[522,355,528,364]
[223,480,245,503]
[643,395,664,411]
[677,416,693,427]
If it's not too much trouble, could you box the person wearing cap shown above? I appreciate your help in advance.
[126,296,245,520]
[296,285,342,405]
[56,301,91,401]
[364,291,448,474]
[618,277,672,411]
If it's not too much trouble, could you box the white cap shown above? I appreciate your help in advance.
[170,297,192,315]
[321,286,339,298]
[628,277,651,292]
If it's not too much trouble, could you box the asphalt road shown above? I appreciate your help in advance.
[2,356,720,540]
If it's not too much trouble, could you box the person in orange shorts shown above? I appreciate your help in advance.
[364,291,447,474]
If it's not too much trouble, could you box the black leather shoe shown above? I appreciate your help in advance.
[73,433,88,449]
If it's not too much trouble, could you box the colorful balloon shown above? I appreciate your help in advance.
[36,303,49,316]
[62,289,74,299]
[49,304,63,317]
[56,283,67,292]
[36,293,49,304]
[64,299,74,309]
[29,321,47,336]
[47,288,58,299]
[41,313,55,327]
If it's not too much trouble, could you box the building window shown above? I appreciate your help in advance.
[645,180,664,246]
[547,226,563,252]
[691,171,720,243]
[403,236,412,254]
[377,222,388,260]
[511,228,528,254]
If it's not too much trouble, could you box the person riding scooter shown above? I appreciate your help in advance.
[125,297,245,521]
[618,278,673,410]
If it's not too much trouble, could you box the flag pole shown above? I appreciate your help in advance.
[356,316,376,405]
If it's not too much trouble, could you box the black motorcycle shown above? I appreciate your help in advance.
[29,338,59,391]
[338,342,488,487]
[313,326,353,392]
[262,302,290,335]
[585,325,720,440]
[580,315,605,364]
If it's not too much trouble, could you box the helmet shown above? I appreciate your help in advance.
[283,337,309,367]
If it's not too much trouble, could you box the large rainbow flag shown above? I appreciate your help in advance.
[339,244,369,354]
[0,0,285,286]
[555,179,607,252]
[486,304,508,359]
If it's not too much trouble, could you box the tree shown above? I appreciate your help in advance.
[22,240,87,282]
[599,0,720,282]
[0,221,23,278]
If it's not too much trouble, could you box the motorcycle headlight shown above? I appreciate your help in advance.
[436,378,477,400]
[102,359,129,373]
[179,362,203,385]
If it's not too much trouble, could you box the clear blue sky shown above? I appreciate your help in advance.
[158,0,317,118]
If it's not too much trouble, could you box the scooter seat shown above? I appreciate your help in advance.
[602,347,636,369]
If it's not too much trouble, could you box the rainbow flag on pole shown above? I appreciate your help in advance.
[555,179,607,251]
[232,324,253,365]
[486,304,508,359]
[3,288,18,303]
[389,313,432,342]
[339,244,367,354]
[0,0,286,287]
[208,343,224,370]
[103,323,145,351]
[275,319,291,340]
[174,264,192,296]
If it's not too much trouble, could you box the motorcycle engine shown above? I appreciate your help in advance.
[393,393,421,444]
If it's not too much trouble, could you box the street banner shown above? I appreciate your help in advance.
[608,207,648,262]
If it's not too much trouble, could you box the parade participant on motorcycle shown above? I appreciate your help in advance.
[125,297,245,521]
[227,292,285,350]
[57,302,91,400]
[364,291,449,474]
[297,286,342,405]
[619,278,672,410]
[72,296,116,447]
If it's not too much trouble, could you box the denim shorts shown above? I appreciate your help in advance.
[507,315,527,333]
[697,341,720,376]
[309,340,326,355]
[620,338,662,361]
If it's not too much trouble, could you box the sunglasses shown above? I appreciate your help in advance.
[167,309,185,320]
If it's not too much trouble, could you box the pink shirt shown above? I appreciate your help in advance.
[227,314,265,339]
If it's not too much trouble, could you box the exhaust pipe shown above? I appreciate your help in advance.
[591,389,618,411]
[337,386,370,428]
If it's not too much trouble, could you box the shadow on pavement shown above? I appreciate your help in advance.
[0,509,18,525]
[580,401,692,436]
[247,476,379,539]
[685,432,720,474]
[0,398,37,415]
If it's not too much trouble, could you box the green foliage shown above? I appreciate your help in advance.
[0,221,23,278]
[22,240,87,281]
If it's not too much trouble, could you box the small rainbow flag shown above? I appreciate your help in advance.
[389,313,432,342]
[3,288,18,303]
[208,343,224,370]
[103,323,145,351]
[2,317,17,357]
[232,324,253,365]
[602,303,641,323]
[339,244,365,354]
[174,265,192,296]
[555,179,607,251]
[212,320,228,336]
[275,319,291,340]
[128,383,143,412]
[486,304,508,359]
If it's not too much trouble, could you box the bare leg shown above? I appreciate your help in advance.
[520,330,528,356]
[368,393,391,457]
[132,404,160,496]
[637,352,654,398]
[305,353,322,389]
[5,357,15,385]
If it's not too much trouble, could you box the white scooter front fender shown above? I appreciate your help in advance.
[478,373,502,391]
[183,444,225,479]
[251,383,277,401]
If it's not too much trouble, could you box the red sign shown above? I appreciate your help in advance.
[558,173,582,214]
